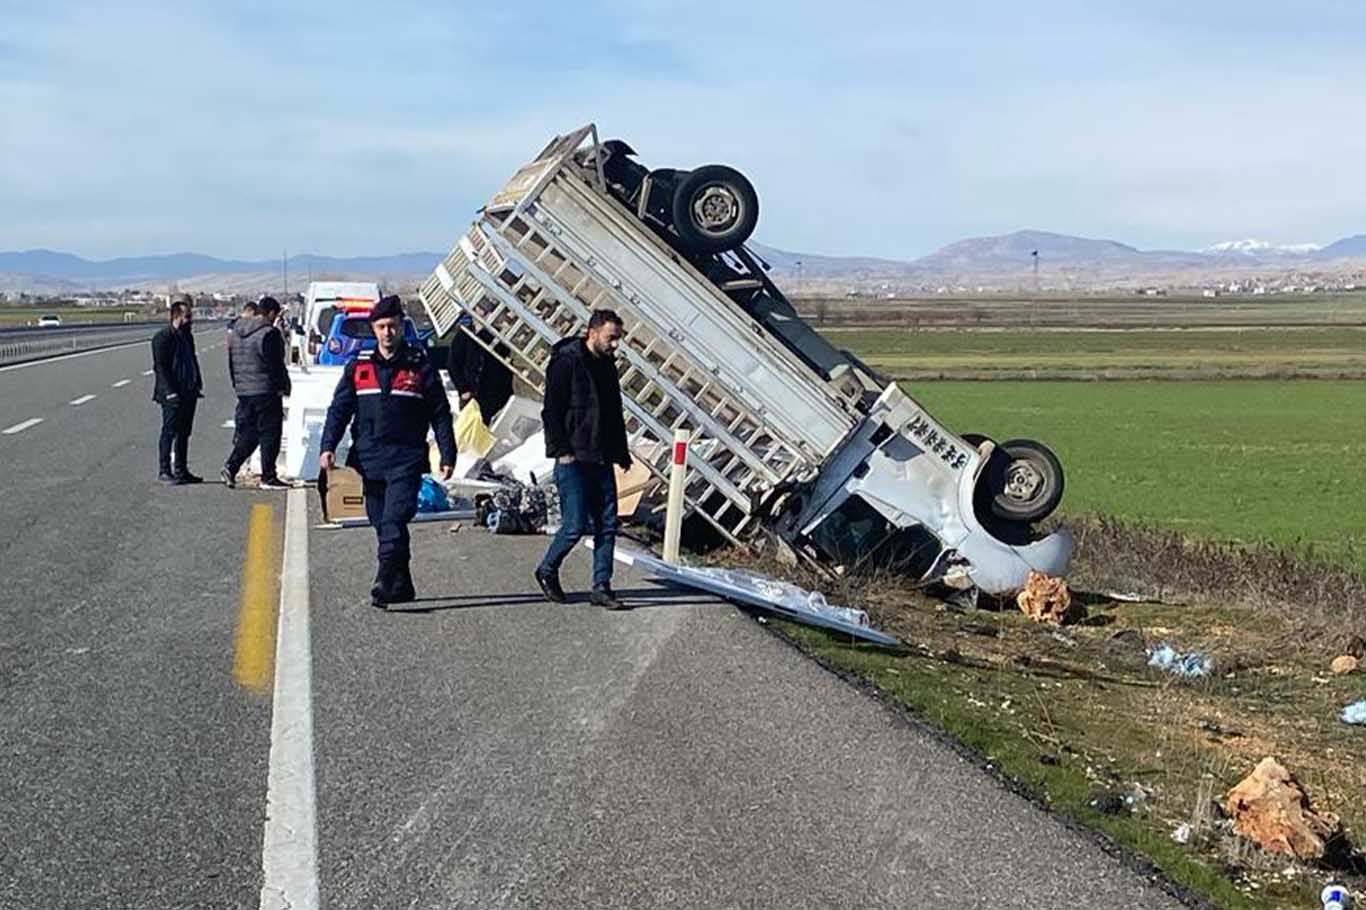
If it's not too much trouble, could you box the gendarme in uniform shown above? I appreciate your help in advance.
[320,296,456,606]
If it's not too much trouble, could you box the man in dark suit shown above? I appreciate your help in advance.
[150,299,204,484]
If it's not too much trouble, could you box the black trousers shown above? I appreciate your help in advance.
[225,394,284,480]
[158,398,198,475]
[362,470,423,567]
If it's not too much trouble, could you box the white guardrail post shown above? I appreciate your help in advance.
[662,429,690,564]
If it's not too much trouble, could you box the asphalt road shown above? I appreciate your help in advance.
[1,335,1190,909]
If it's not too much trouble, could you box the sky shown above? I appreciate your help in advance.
[3,0,1365,261]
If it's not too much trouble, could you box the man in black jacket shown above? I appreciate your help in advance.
[534,309,632,609]
[319,296,457,607]
[150,299,204,484]
[447,313,514,424]
[222,295,292,490]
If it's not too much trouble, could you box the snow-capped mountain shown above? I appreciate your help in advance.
[1201,238,1322,256]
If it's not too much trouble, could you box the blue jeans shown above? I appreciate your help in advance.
[539,460,618,587]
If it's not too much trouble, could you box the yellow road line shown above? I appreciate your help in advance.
[233,503,282,694]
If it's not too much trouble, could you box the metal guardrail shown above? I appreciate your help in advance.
[0,322,163,367]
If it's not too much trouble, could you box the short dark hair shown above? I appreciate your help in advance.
[257,295,281,316]
[587,308,623,331]
[241,301,259,316]
[169,300,191,320]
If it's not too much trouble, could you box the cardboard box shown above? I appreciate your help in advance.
[320,466,366,522]
[615,461,656,518]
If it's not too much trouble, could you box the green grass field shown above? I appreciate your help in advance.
[832,326,1366,379]
[904,379,1365,565]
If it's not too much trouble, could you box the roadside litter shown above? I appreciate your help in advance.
[1225,757,1343,861]
[1330,655,1359,676]
[1341,700,1366,726]
[1016,571,1082,625]
[1146,642,1213,679]
[606,546,899,647]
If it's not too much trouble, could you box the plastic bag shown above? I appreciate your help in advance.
[454,400,496,458]
[416,475,450,513]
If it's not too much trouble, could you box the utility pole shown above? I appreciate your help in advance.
[283,249,288,301]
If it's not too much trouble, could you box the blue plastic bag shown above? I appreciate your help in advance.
[416,475,450,514]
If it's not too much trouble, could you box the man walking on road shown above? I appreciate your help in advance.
[150,299,204,484]
[534,309,632,610]
[222,295,291,490]
[320,296,457,607]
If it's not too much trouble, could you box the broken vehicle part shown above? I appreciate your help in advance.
[610,546,899,647]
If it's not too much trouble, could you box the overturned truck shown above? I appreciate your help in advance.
[419,124,1072,595]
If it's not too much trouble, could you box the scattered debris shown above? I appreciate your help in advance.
[1086,789,1138,816]
[1171,822,1193,845]
[1108,627,1145,647]
[1016,571,1083,625]
[416,475,450,513]
[1198,718,1243,739]
[1322,882,1355,910]
[1341,701,1366,726]
[608,546,899,646]
[1147,642,1213,679]
[1330,655,1359,676]
[1225,757,1343,861]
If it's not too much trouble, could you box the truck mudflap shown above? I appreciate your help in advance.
[785,385,1074,595]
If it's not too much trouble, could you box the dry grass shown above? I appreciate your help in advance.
[710,523,1366,909]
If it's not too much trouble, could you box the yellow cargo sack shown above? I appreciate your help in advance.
[454,400,496,458]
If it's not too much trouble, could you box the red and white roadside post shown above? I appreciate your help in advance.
[663,429,691,563]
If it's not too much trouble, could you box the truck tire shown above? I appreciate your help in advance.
[985,438,1064,523]
[671,165,759,254]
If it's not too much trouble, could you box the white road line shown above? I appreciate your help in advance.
[222,419,236,428]
[111,379,131,388]
[2,418,44,435]
[70,394,97,406]
[260,487,319,910]
[0,338,149,373]
[142,369,154,376]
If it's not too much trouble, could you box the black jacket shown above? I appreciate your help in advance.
[228,316,291,397]
[320,343,456,477]
[448,326,513,420]
[541,337,630,468]
[150,325,203,404]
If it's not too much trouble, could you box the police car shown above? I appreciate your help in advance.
[316,312,433,366]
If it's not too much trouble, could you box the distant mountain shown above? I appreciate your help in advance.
[747,242,917,278]
[910,229,1207,272]
[1316,234,1366,260]
[4,228,1364,297]
[0,249,443,285]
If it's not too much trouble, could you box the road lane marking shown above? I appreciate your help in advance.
[142,369,154,376]
[259,487,319,910]
[2,418,43,434]
[0,339,150,373]
[223,420,236,429]
[111,379,131,388]
[70,394,97,406]
[233,503,281,694]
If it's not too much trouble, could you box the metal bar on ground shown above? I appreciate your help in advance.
[609,545,900,647]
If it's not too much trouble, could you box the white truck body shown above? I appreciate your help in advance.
[418,125,1071,594]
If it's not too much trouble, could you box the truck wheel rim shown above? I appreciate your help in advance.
[1004,459,1044,502]
[693,185,740,234]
